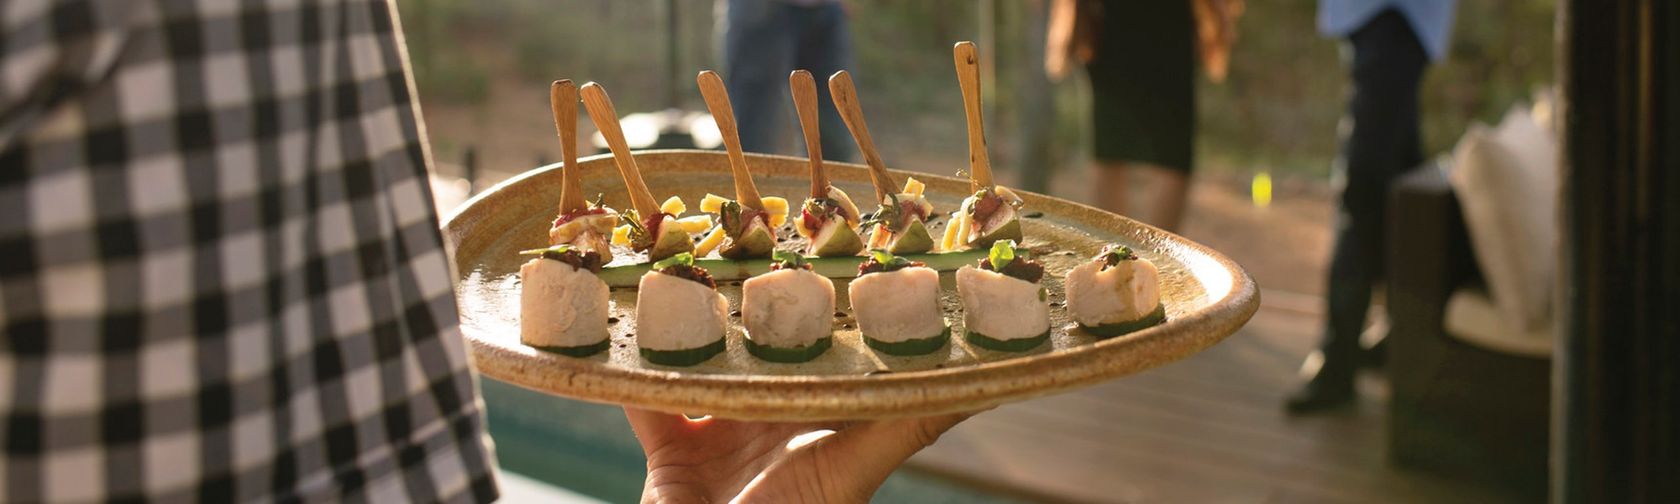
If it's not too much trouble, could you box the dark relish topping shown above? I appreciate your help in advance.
[979,257,1044,283]
[858,250,923,276]
[1098,244,1139,270]
[658,264,716,289]
[520,245,605,273]
[651,252,715,288]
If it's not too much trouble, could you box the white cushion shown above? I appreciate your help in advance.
[1444,287,1552,358]
[1448,107,1559,334]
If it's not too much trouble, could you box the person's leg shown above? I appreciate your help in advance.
[1130,163,1190,232]
[1288,9,1427,413]
[1094,160,1129,216]
[723,0,795,155]
[793,2,856,162]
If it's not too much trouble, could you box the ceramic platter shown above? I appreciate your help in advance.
[445,150,1258,421]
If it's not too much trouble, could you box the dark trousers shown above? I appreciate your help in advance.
[1318,9,1428,378]
[722,0,854,161]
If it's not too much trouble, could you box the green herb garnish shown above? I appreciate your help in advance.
[652,252,695,270]
[771,250,807,270]
[519,244,577,257]
[1100,245,1139,268]
[989,239,1018,271]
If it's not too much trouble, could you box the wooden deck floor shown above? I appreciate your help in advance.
[906,298,1524,504]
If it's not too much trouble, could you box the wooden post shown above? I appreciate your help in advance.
[1555,0,1680,502]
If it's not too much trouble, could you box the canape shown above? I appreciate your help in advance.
[693,70,787,260]
[789,69,866,257]
[848,250,949,355]
[828,70,937,255]
[549,196,620,263]
[864,182,938,255]
[741,251,836,362]
[635,253,730,366]
[942,41,1026,251]
[1064,245,1166,338]
[579,81,696,262]
[519,244,611,356]
[955,240,1050,351]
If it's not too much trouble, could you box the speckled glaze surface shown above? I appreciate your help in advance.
[444,150,1258,420]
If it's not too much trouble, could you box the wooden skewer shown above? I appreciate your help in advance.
[579,82,662,218]
[696,70,766,211]
[953,41,994,191]
[789,70,828,200]
[827,70,897,204]
[550,80,589,214]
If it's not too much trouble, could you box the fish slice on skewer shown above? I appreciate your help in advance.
[826,70,936,255]
[692,70,789,259]
[943,41,1025,252]
[788,69,864,257]
[546,80,620,263]
[579,82,696,262]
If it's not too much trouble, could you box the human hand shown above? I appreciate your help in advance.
[624,408,976,503]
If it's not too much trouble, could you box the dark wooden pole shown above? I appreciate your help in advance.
[1555,0,1680,502]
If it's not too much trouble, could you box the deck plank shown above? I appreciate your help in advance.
[908,306,1522,503]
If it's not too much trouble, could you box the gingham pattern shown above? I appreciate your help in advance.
[0,0,497,501]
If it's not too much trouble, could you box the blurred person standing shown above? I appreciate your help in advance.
[1287,0,1457,414]
[718,0,855,161]
[1044,0,1243,233]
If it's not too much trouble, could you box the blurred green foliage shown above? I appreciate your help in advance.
[397,0,1554,180]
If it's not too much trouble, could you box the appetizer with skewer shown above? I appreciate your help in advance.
[580,82,695,262]
[789,69,865,257]
[741,251,837,362]
[956,240,1051,351]
[1064,245,1167,338]
[849,250,950,355]
[692,70,789,259]
[943,41,1026,251]
[635,252,730,366]
[828,70,937,255]
[521,80,614,356]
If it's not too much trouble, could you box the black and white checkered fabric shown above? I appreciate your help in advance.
[0,0,498,501]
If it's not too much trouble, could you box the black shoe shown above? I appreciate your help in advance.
[1284,370,1355,415]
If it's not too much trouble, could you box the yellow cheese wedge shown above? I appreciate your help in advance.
[699,193,729,214]
[675,215,713,234]
[660,195,686,216]
[903,177,925,197]
[763,196,789,228]
[694,226,727,257]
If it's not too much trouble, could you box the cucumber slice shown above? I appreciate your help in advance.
[744,336,833,363]
[639,338,726,366]
[965,329,1050,352]
[530,338,611,357]
[864,326,951,356]
[1078,304,1167,339]
[596,249,984,287]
